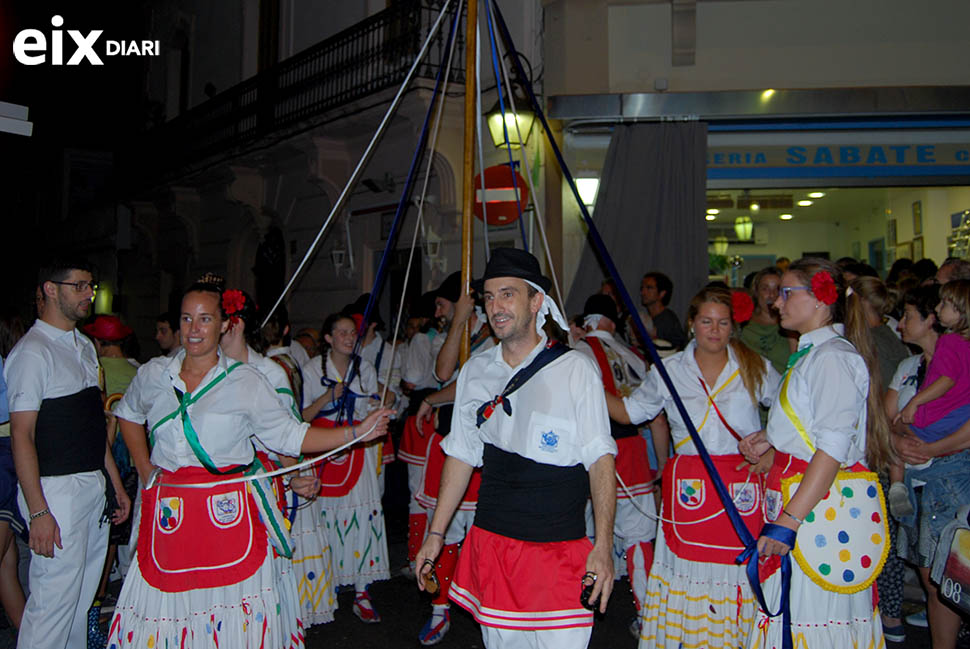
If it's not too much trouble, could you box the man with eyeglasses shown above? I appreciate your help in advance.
[4,258,130,649]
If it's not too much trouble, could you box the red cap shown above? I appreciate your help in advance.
[82,315,133,342]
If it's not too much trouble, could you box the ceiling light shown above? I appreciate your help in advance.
[749,202,760,212]
[576,178,599,206]
[779,213,793,220]
[797,200,813,207]
[705,214,717,221]
[706,208,719,215]
[807,192,825,199]
[760,89,775,102]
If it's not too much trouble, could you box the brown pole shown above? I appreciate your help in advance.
[459,0,477,365]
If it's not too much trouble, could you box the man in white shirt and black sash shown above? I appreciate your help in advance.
[416,248,617,649]
[5,258,130,649]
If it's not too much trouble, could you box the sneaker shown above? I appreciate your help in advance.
[628,614,641,639]
[883,622,906,643]
[419,607,451,646]
[905,609,928,628]
[353,591,382,624]
[889,482,914,518]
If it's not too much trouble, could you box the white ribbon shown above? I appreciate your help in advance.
[583,314,604,330]
[524,280,569,336]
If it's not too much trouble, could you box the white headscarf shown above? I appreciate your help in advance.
[524,280,569,336]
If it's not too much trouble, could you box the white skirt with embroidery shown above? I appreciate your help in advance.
[107,540,305,649]
[289,480,337,626]
[325,444,391,591]
[743,558,883,649]
[639,524,759,649]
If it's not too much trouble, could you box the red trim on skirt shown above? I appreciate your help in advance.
[449,525,594,630]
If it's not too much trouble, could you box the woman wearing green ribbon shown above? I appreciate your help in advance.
[740,258,893,649]
[106,275,391,649]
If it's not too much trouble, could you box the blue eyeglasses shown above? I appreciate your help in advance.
[778,286,812,301]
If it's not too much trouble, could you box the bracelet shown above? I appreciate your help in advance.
[29,508,50,521]
[427,530,444,538]
[423,398,433,408]
[782,508,804,525]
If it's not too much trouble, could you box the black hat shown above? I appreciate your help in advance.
[435,271,463,303]
[471,248,552,293]
[412,291,438,320]
[343,293,384,330]
[583,294,618,324]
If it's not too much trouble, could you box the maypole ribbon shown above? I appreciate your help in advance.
[490,2,792,647]
[336,1,464,410]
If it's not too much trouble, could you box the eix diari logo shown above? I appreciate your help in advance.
[12,15,161,66]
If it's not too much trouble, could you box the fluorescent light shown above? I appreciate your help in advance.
[797,200,813,207]
[706,208,719,215]
[576,178,599,206]
[779,213,793,220]
[807,191,825,199]
[761,89,775,101]
[705,214,717,221]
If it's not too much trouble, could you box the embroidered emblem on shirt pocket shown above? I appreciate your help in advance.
[539,430,559,452]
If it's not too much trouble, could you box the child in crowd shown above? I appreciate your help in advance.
[890,279,970,515]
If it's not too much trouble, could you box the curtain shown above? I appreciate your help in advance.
[566,122,708,326]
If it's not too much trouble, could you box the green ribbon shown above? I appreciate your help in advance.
[785,344,813,372]
[150,361,246,474]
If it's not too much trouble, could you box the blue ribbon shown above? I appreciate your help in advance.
[334,2,463,415]
[489,3,791,647]
[737,524,796,649]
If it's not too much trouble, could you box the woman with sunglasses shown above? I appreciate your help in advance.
[740,258,892,649]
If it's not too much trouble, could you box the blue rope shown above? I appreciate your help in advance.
[482,0,528,250]
[336,3,463,411]
[490,3,790,647]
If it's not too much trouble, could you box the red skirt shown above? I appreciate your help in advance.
[397,415,433,466]
[417,432,481,511]
[661,453,765,565]
[311,417,365,497]
[138,466,267,592]
[615,435,655,499]
[449,525,594,630]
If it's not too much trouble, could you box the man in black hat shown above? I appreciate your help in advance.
[574,294,658,638]
[416,248,616,649]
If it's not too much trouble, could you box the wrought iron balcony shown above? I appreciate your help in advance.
[126,0,464,190]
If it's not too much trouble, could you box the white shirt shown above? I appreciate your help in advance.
[302,352,378,423]
[765,325,869,465]
[288,341,312,373]
[232,345,300,417]
[442,336,616,471]
[624,340,779,456]
[574,329,646,396]
[889,353,922,413]
[360,333,402,394]
[5,319,100,411]
[115,349,308,472]
[401,329,439,390]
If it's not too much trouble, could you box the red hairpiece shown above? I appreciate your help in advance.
[731,291,754,323]
[811,271,838,305]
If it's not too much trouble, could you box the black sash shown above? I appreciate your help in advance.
[474,444,589,543]
[35,386,105,476]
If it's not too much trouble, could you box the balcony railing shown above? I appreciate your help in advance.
[126,0,464,189]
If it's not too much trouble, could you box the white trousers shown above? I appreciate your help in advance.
[481,625,592,649]
[17,471,108,649]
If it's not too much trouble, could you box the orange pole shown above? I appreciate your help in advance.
[459,0,477,364]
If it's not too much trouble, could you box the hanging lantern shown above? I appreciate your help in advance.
[734,215,753,241]
[486,85,536,149]
[712,235,729,255]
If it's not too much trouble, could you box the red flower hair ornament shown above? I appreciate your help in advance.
[731,291,754,324]
[811,271,838,306]
[222,289,246,326]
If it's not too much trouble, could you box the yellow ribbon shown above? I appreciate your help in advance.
[675,370,740,450]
